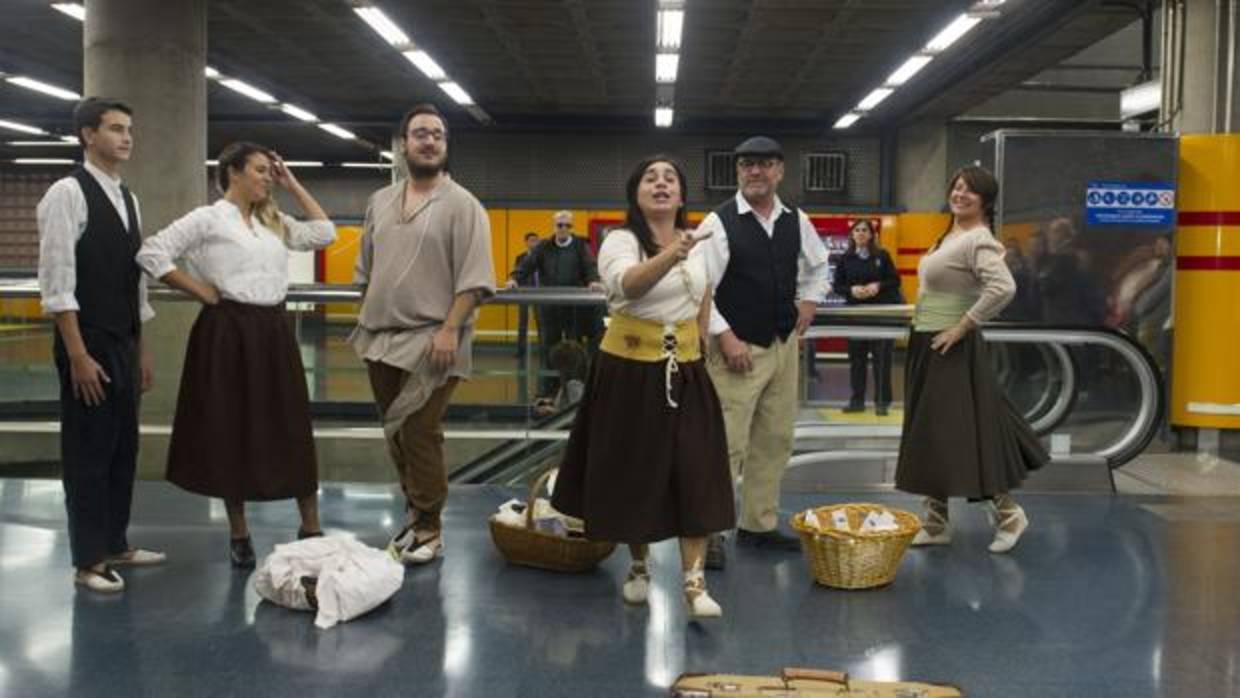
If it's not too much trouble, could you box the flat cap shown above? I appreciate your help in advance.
[734,136,784,160]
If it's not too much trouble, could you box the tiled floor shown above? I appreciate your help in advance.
[2,478,1238,697]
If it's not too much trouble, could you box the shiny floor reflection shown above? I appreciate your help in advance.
[1,479,1238,697]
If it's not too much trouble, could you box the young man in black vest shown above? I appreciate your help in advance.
[699,137,830,568]
[37,97,166,593]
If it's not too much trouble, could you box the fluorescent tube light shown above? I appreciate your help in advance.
[354,6,410,46]
[280,104,318,122]
[857,87,894,111]
[51,3,85,21]
[885,55,933,86]
[0,119,47,135]
[438,81,474,105]
[654,107,674,127]
[655,53,679,83]
[318,123,356,140]
[926,14,982,53]
[220,78,276,103]
[404,50,447,81]
[7,76,81,101]
[833,113,862,129]
[657,10,684,50]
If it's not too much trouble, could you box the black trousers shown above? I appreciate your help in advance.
[54,331,139,569]
[538,305,600,397]
[516,305,530,357]
[847,339,893,408]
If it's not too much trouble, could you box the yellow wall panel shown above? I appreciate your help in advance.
[1171,271,1240,428]
[323,225,362,320]
[1179,134,1240,212]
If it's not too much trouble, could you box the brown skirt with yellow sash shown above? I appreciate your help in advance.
[550,316,735,543]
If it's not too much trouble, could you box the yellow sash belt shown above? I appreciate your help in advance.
[599,314,701,408]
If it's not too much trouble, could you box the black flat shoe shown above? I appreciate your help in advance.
[230,536,256,569]
[705,533,727,570]
[876,406,889,416]
[841,404,865,414]
[736,528,801,552]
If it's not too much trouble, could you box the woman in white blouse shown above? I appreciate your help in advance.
[550,156,735,619]
[136,142,336,568]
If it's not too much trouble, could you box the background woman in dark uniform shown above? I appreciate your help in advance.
[831,218,902,415]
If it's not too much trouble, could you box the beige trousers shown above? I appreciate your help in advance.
[706,334,799,532]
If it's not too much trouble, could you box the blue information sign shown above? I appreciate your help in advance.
[1086,181,1176,226]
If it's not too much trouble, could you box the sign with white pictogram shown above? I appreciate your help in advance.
[1086,181,1176,226]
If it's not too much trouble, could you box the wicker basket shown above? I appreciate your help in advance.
[489,469,616,573]
[790,503,921,590]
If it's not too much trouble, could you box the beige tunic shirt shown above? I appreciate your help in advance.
[351,176,495,429]
[915,226,1015,328]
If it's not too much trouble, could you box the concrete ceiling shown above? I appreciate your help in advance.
[0,0,1147,163]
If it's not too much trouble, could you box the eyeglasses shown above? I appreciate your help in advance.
[408,128,445,142]
[555,222,572,229]
[737,158,777,171]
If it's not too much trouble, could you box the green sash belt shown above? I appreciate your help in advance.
[912,290,977,331]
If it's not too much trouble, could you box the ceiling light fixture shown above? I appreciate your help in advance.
[0,119,48,135]
[220,78,277,104]
[7,76,81,101]
[279,104,319,122]
[353,6,410,46]
[438,81,474,106]
[318,123,356,140]
[404,50,447,81]
[51,3,84,21]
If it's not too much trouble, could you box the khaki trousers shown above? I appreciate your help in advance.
[366,361,459,532]
[706,334,799,532]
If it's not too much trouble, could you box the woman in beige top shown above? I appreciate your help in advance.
[894,165,1048,554]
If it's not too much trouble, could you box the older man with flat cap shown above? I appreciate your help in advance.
[697,136,829,568]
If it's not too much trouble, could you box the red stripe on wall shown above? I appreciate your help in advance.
[898,269,918,276]
[1178,211,1240,226]
[897,247,928,255]
[1176,256,1240,271]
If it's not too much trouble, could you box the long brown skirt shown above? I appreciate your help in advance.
[165,300,318,501]
[895,331,1048,499]
[550,350,736,543]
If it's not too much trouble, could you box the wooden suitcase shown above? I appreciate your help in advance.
[671,667,962,697]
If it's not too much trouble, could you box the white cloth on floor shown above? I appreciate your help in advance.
[254,536,405,629]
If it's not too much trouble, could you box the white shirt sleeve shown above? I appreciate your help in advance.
[795,210,830,303]
[36,178,87,315]
[282,214,337,252]
[695,213,735,336]
[136,206,213,280]
[598,230,640,300]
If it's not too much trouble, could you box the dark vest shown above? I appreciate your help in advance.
[713,198,801,347]
[68,168,142,340]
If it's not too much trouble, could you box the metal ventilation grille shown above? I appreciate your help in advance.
[705,150,737,191]
[803,152,847,192]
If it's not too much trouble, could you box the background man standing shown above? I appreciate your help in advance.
[507,210,604,408]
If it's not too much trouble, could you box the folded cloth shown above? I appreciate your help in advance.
[492,497,586,536]
[254,536,405,629]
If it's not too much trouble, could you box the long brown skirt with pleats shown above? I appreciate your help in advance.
[165,300,318,501]
[895,331,1048,499]
[550,351,736,543]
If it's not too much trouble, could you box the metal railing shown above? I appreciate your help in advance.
[0,282,1164,475]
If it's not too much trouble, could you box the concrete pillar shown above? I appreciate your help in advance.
[1170,0,1240,134]
[895,120,948,212]
[84,0,208,473]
